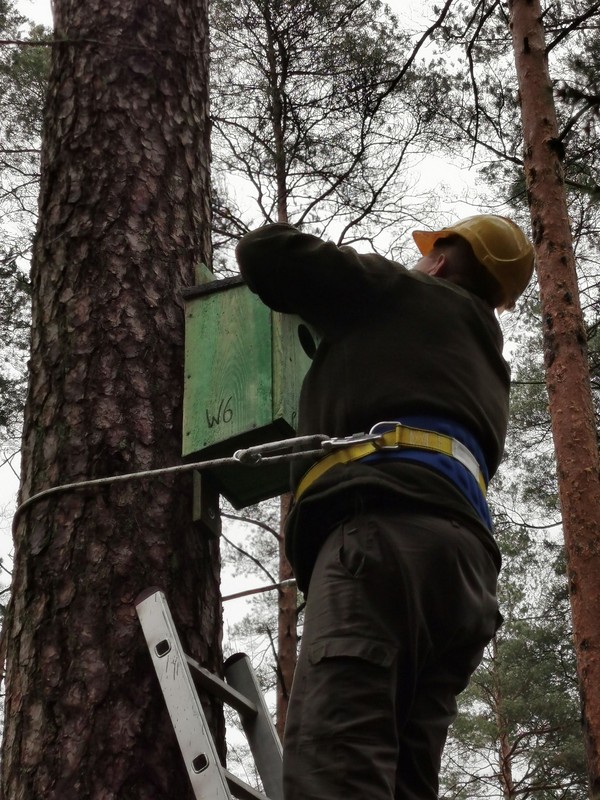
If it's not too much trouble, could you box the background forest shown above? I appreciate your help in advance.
[0,0,598,797]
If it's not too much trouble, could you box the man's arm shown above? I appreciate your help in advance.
[235,223,400,333]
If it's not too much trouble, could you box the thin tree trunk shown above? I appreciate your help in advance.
[0,0,222,797]
[491,639,516,800]
[263,3,288,227]
[276,493,297,739]
[509,2,600,794]
[269,26,295,737]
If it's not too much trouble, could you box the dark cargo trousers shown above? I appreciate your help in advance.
[283,509,500,800]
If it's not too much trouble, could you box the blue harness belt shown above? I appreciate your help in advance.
[361,415,492,529]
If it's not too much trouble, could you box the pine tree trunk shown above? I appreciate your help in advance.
[276,494,297,739]
[0,0,221,797]
[273,49,294,734]
[491,639,516,800]
[509,2,600,794]
[263,2,288,229]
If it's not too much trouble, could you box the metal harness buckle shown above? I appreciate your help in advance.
[367,421,406,449]
[321,431,384,451]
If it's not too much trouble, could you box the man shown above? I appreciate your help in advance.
[235,215,534,800]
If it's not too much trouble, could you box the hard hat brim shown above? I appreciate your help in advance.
[412,229,452,257]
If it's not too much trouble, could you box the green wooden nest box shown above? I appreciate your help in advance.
[182,268,317,508]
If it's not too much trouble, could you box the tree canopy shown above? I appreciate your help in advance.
[210,0,439,255]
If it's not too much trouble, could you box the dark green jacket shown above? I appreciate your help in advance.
[236,224,510,592]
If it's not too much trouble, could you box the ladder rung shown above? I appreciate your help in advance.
[224,769,273,800]
[186,655,258,718]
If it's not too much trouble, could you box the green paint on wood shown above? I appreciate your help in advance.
[194,262,214,286]
[272,311,313,431]
[182,276,318,508]
[183,283,273,452]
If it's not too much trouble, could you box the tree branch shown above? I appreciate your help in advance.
[221,534,279,585]
[546,1,600,53]
[222,511,282,542]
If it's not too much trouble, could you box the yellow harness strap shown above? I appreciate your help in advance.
[294,424,487,502]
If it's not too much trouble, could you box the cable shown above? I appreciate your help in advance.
[11,434,330,535]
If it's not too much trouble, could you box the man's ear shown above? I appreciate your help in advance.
[429,252,447,277]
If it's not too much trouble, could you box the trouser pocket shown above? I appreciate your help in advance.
[284,637,399,800]
[299,637,397,741]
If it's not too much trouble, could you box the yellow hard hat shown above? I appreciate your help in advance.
[412,214,535,311]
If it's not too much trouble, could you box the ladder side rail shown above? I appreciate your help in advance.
[136,589,232,800]
[224,654,284,800]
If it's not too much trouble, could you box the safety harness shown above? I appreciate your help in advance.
[294,421,487,503]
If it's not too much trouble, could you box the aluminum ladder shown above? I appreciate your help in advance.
[135,588,283,800]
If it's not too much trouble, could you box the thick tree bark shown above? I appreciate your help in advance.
[509,2,600,794]
[0,0,221,798]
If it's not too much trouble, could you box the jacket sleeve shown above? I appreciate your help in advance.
[235,223,402,335]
